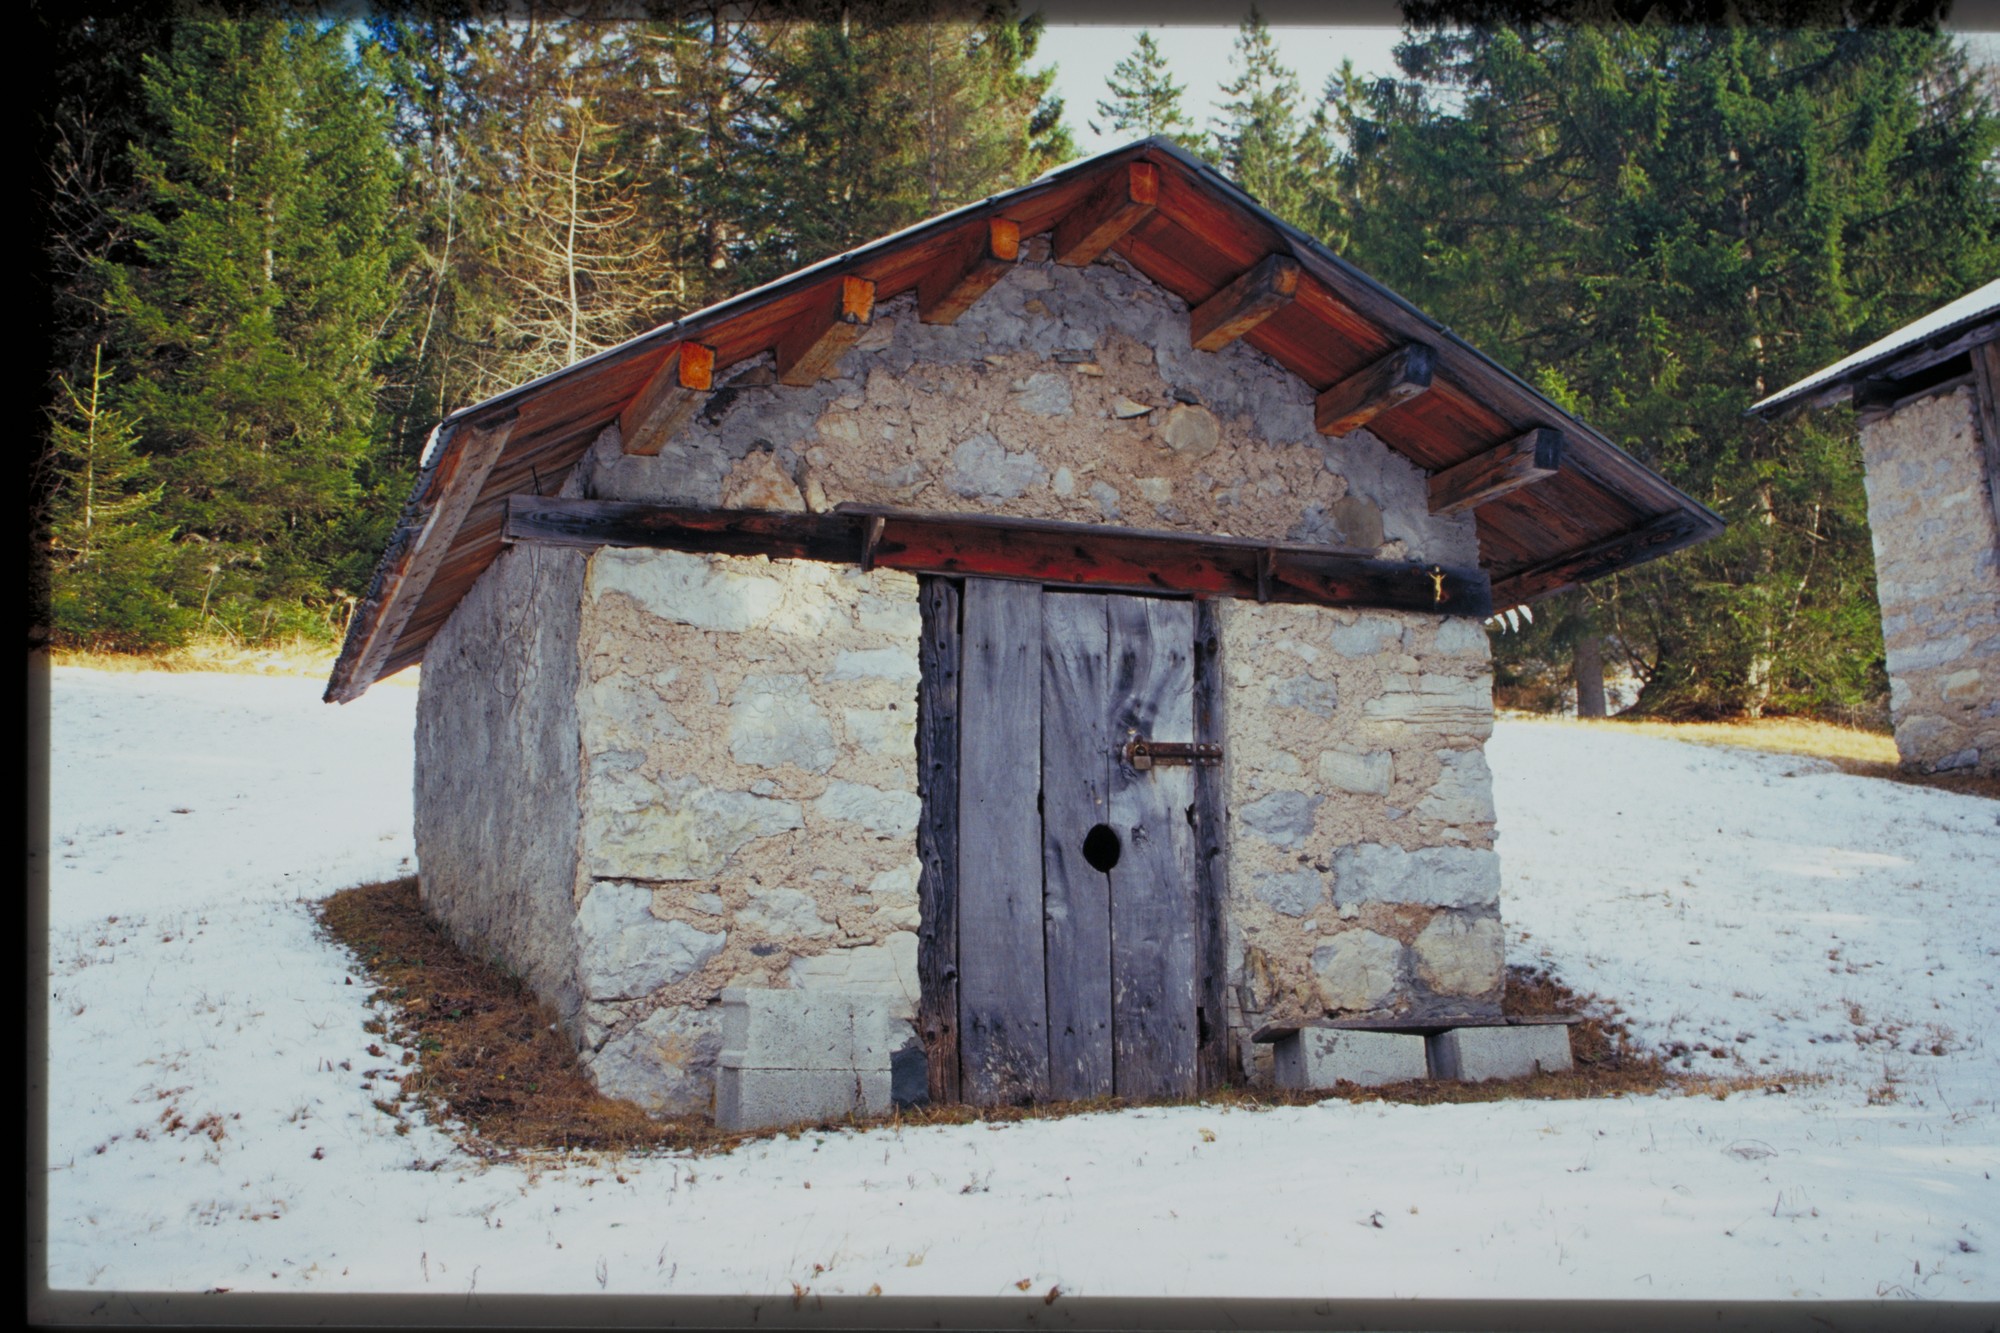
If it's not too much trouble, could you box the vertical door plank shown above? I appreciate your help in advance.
[1105,596,1200,1098]
[957,578,1050,1104]
[1040,592,1115,1100]
[1190,599,1233,1088]
[915,577,962,1105]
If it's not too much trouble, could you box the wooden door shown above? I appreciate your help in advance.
[944,577,1211,1105]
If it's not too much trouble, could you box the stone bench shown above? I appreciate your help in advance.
[1252,1014,1580,1089]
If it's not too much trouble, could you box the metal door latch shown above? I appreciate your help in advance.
[1122,738,1223,771]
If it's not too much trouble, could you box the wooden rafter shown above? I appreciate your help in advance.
[1054,162,1158,267]
[1428,428,1564,516]
[619,342,715,456]
[1189,254,1300,352]
[501,495,1493,617]
[1490,509,1711,606]
[919,218,1022,325]
[1316,343,1436,437]
[776,275,875,386]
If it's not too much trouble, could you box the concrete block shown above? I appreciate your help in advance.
[715,1066,892,1130]
[1427,1025,1573,1081]
[1273,1028,1428,1089]
[718,988,896,1071]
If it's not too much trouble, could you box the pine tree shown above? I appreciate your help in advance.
[1093,31,1198,146]
[46,346,186,648]
[1213,9,1339,239]
[1334,23,2000,718]
[98,21,410,641]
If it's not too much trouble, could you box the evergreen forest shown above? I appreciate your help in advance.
[31,4,2000,721]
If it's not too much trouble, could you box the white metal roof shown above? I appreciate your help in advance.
[1751,278,2000,415]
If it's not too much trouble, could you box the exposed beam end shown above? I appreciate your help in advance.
[1316,343,1436,437]
[919,218,1021,326]
[1428,427,1564,516]
[620,342,716,456]
[1054,162,1158,267]
[777,276,876,387]
[1190,254,1300,352]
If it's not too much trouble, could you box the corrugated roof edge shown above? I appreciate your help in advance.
[1748,278,2000,419]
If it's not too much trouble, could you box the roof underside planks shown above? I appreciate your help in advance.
[327,138,1722,703]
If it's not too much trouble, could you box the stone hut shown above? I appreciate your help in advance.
[1752,281,2000,777]
[328,140,1721,1119]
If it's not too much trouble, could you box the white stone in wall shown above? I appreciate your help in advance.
[729,674,837,772]
[829,647,920,681]
[739,886,836,940]
[1270,675,1340,716]
[866,859,921,903]
[1236,789,1323,848]
[1254,869,1325,917]
[1010,371,1073,415]
[1311,929,1404,1011]
[583,1005,723,1115]
[1317,749,1393,797]
[1412,913,1505,997]
[1160,404,1221,459]
[1363,676,1494,736]
[1431,618,1493,658]
[787,932,921,1022]
[579,676,689,755]
[1329,619,1404,657]
[856,592,922,638]
[573,880,728,999]
[584,773,804,880]
[946,432,1047,501]
[1333,844,1500,910]
[589,547,782,631]
[1417,748,1497,825]
[813,779,922,838]
[843,706,916,756]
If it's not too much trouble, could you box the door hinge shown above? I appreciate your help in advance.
[1122,738,1223,771]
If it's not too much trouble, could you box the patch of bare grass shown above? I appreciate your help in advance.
[1516,714,1998,801]
[321,883,1795,1157]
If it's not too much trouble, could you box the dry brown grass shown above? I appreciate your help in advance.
[54,633,419,686]
[318,880,1797,1159]
[1515,713,2000,801]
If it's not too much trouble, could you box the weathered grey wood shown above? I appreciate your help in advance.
[1105,595,1199,1099]
[1190,598,1232,1088]
[957,578,1050,1105]
[1315,343,1435,437]
[1040,592,1115,1100]
[916,577,962,1106]
[1427,428,1564,516]
[1966,339,2000,542]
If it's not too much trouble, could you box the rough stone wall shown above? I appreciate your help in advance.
[569,546,923,1114]
[574,250,1479,567]
[1860,384,2000,776]
[413,543,589,1027]
[1217,599,1501,1081]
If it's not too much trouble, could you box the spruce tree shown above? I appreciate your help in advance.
[1213,9,1339,239]
[1093,31,1198,147]
[98,21,409,640]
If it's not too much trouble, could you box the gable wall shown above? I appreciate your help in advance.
[1860,383,2000,776]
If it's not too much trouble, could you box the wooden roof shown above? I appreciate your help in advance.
[327,138,1722,703]
[1750,278,2000,419]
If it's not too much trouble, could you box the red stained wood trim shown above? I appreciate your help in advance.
[501,496,1492,617]
[1054,162,1158,267]
[619,342,715,457]
[1316,343,1436,437]
[776,275,876,386]
[1428,427,1564,516]
[1189,254,1300,352]
[1490,509,1713,606]
[918,218,1021,325]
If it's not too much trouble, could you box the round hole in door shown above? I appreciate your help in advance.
[1082,823,1121,873]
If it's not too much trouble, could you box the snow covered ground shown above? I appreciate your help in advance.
[39,666,2000,1303]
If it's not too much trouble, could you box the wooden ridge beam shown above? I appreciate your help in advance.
[502,495,1492,617]
[776,275,875,386]
[918,218,1021,326]
[1315,343,1436,437]
[619,341,715,456]
[1189,254,1300,352]
[1428,427,1564,516]
[1053,162,1158,267]
[1489,509,1714,607]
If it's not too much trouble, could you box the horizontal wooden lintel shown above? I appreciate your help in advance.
[1489,508,1716,606]
[502,496,1493,617]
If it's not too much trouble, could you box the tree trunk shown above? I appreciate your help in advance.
[1573,633,1607,718]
